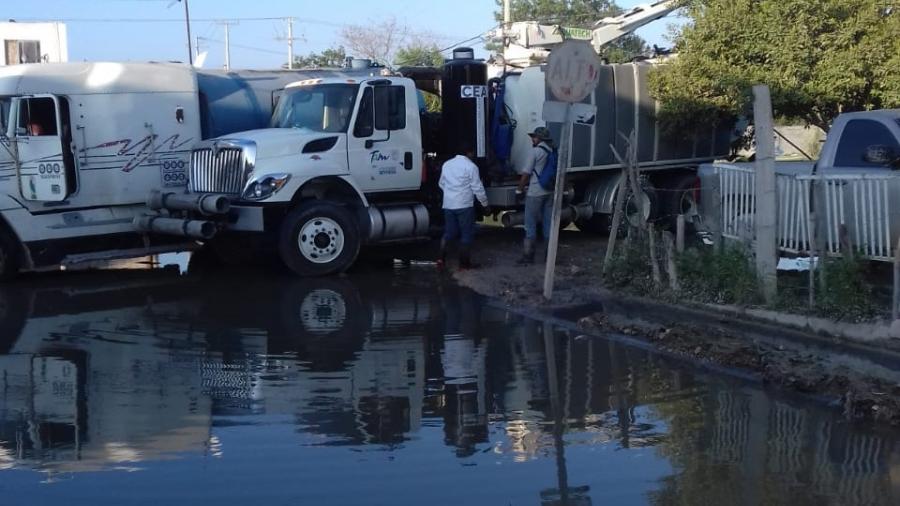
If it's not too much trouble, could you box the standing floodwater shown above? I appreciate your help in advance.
[0,268,897,505]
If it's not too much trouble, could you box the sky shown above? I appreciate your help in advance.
[7,0,682,69]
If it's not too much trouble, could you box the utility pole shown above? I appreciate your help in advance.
[503,0,511,29]
[180,0,193,65]
[286,17,295,69]
[217,20,238,70]
[753,84,778,303]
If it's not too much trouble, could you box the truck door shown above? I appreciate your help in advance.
[11,95,75,202]
[347,82,422,193]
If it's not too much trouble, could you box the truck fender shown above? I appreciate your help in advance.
[291,175,369,209]
[581,172,627,215]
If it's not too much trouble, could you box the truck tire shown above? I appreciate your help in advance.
[279,200,361,277]
[575,182,658,236]
[0,227,21,281]
[662,174,699,231]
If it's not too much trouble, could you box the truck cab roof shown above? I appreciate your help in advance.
[284,76,408,89]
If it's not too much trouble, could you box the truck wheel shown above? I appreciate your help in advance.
[279,200,361,277]
[0,228,21,281]
[575,183,658,236]
[663,174,700,231]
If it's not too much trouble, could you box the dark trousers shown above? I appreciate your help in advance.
[443,207,476,245]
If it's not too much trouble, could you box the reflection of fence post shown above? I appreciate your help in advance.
[676,214,686,253]
[753,85,778,304]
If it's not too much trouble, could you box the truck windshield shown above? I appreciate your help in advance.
[271,84,359,133]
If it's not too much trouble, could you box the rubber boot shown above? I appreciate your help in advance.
[516,239,535,265]
[459,244,481,270]
[436,239,448,270]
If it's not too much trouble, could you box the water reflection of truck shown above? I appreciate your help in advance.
[0,2,728,278]
[0,270,463,469]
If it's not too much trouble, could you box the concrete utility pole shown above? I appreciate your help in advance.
[286,17,295,69]
[217,20,238,70]
[753,84,778,303]
[504,0,512,28]
[181,0,193,65]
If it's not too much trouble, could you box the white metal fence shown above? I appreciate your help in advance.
[713,165,897,261]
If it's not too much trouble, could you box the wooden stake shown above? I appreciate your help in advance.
[543,107,573,300]
[664,230,679,291]
[648,225,662,288]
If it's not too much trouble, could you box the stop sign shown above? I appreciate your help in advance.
[546,41,602,103]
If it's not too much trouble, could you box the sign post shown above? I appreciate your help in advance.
[542,41,601,300]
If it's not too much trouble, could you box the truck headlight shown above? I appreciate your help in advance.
[243,174,291,201]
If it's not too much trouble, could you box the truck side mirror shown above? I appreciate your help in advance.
[863,145,899,166]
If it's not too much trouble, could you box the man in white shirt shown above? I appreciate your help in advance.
[439,143,491,269]
[515,127,554,264]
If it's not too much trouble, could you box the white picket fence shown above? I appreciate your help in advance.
[713,165,897,261]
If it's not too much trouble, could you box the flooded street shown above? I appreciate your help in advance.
[0,266,898,505]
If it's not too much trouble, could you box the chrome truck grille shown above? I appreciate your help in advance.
[189,140,256,195]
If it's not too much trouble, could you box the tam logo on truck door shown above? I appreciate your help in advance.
[370,149,401,175]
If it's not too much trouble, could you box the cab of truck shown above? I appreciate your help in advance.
[187,76,428,276]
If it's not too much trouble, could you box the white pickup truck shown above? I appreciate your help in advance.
[698,109,900,247]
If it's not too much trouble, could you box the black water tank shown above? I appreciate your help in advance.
[441,47,489,162]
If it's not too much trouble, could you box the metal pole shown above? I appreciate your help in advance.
[753,85,778,303]
[504,0,511,28]
[287,17,295,70]
[182,0,193,65]
[543,105,572,300]
[224,23,231,70]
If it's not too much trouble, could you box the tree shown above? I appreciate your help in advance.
[649,0,900,135]
[394,44,445,112]
[340,17,441,69]
[289,46,347,69]
[492,0,648,63]
[394,44,444,68]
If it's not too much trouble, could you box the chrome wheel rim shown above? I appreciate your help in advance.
[298,217,345,264]
[625,191,652,228]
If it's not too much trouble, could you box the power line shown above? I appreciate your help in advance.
[10,16,469,41]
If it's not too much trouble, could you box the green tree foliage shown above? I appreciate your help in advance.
[492,0,648,63]
[393,44,444,67]
[650,0,900,135]
[395,44,444,112]
[290,46,347,69]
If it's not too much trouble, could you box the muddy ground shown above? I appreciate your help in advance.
[448,224,900,426]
